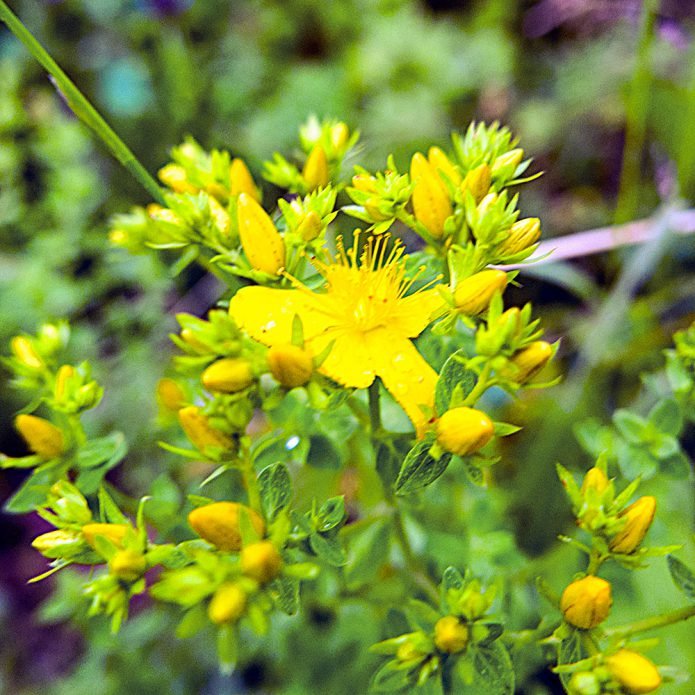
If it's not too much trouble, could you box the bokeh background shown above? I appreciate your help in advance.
[1,0,695,693]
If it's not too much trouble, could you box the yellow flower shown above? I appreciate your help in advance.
[560,575,612,629]
[229,234,444,436]
[434,616,469,654]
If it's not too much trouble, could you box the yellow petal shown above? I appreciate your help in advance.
[392,288,445,337]
[367,329,438,437]
[309,328,376,389]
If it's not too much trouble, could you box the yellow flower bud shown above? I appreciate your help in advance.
[351,174,377,193]
[434,616,469,654]
[460,163,491,203]
[148,205,182,226]
[330,122,350,151]
[32,529,83,557]
[609,496,656,555]
[156,378,186,412]
[241,541,283,583]
[491,148,523,177]
[302,145,329,190]
[267,344,313,388]
[208,582,247,624]
[427,146,461,186]
[158,163,197,193]
[178,405,234,452]
[580,467,609,496]
[230,157,260,201]
[109,549,147,582]
[179,328,209,353]
[396,641,426,663]
[208,196,231,235]
[188,501,265,551]
[55,365,75,400]
[453,269,508,315]
[435,407,494,457]
[410,152,452,239]
[497,217,541,257]
[202,358,254,393]
[508,341,553,383]
[14,414,64,458]
[560,575,612,630]
[236,192,286,275]
[11,336,43,369]
[606,649,662,694]
[82,523,130,550]
[296,210,323,242]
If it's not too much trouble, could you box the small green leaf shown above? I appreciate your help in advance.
[648,398,683,436]
[216,623,238,675]
[405,600,441,632]
[76,432,128,470]
[258,463,292,521]
[442,566,465,591]
[98,486,128,524]
[435,350,476,414]
[395,436,452,495]
[557,629,583,689]
[613,410,648,444]
[317,496,346,531]
[370,659,416,693]
[660,450,691,478]
[667,555,695,602]
[453,642,514,694]
[175,605,207,639]
[4,467,57,513]
[344,519,391,590]
[270,575,300,615]
[309,532,347,567]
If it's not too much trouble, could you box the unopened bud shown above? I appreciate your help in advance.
[453,270,508,315]
[433,616,469,654]
[303,145,329,190]
[11,336,43,369]
[508,341,553,383]
[202,358,254,393]
[32,529,83,558]
[230,158,260,201]
[609,496,656,554]
[82,523,130,550]
[491,148,524,177]
[427,146,461,186]
[179,328,209,353]
[158,163,197,193]
[188,501,265,551]
[54,365,75,401]
[178,406,234,452]
[109,549,147,582]
[606,649,662,694]
[330,122,350,151]
[297,210,323,242]
[567,671,601,695]
[560,576,612,629]
[410,152,452,239]
[15,414,64,458]
[237,193,286,275]
[241,541,283,583]
[351,174,377,193]
[460,164,491,203]
[436,407,494,457]
[267,344,313,388]
[208,582,247,624]
[498,217,541,257]
[156,378,186,412]
[208,196,231,235]
[580,467,609,496]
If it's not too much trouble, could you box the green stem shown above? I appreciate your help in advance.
[604,604,695,640]
[586,548,606,576]
[463,362,494,406]
[368,381,382,435]
[239,448,262,513]
[0,1,165,206]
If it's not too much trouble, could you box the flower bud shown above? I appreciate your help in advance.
[351,174,377,193]
[267,344,313,388]
[567,671,601,695]
[427,146,461,186]
[148,205,182,226]
[497,218,541,257]
[178,406,234,452]
[296,210,323,242]
[460,164,491,203]
[156,378,187,412]
[560,575,612,629]
[32,529,83,558]
[237,192,286,275]
[609,496,656,555]
[435,407,494,457]
[241,541,283,583]
[11,336,43,369]
[109,549,147,582]
[606,650,661,694]
[410,152,452,239]
[208,196,231,235]
[580,467,609,496]
[330,122,350,151]
[453,270,508,315]
[433,616,469,654]
[54,365,75,401]
[202,358,254,393]
[508,341,553,383]
[14,414,64,458]
[302,145,329,190]
[188,501,265,551]
[179,328,209,353]
[158,163,197,193]
[82,523,130,550]
[230,158,260,201]
[208,582,247,624]
[491,148,523,178]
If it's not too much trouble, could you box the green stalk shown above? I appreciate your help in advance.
[604,604,695,639]
[0,1,165,205]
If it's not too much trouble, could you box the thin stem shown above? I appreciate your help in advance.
[463,362,494,407]
[368,381,382,435]
[604,604,695,640]
[239,447,262,513]
[586,549,606,576]
[0,1,166,206]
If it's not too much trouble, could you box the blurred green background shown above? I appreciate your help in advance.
[1,0,695,693]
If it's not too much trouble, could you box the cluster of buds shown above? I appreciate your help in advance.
[4,322,69,389]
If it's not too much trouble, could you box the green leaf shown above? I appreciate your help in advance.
[442,566,465,591]
[573,418,614,457]
[175,605,208,639]
[4,467,57,513]
[660,450,691,478]
[616,441,657,480]
[309,532,347,567]
[435,350,476,413]
[557,629,583,689]
[270,575,300,615]
[98,486,128,524]
[492,421,521,437]
[453,642,514,694]
[461,458,485,486]
[667,555,695,601]
[405,600,441,632]
[374,440,401,491]
[555,463,581,509]
[258,463,292,521]
[317,496,346,531]
[344,518,391,590]
[613,410,648,444]
[648,398,683,436]
[395,436,452,495]
[216,623,238,675]
[370,659,416,693]
[76,432,128,470]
